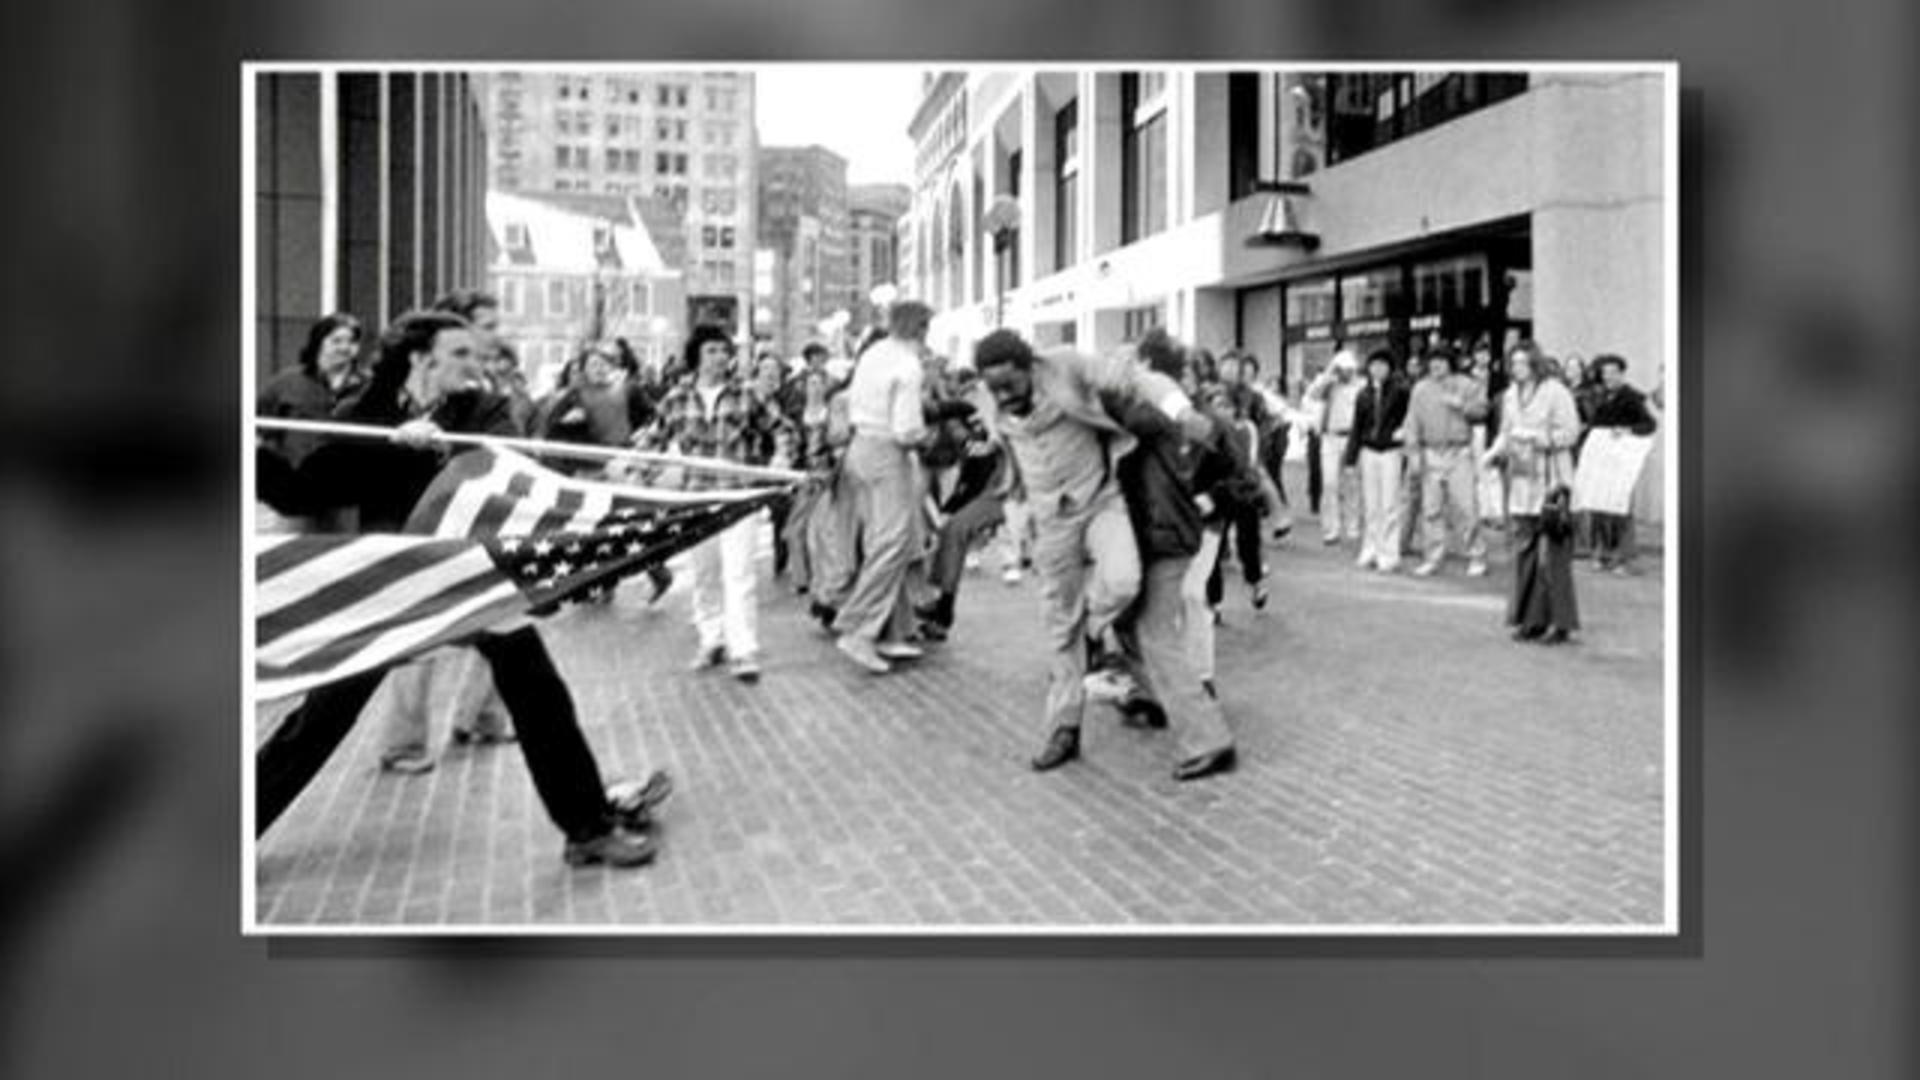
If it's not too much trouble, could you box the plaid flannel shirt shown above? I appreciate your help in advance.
[638,378,789,490]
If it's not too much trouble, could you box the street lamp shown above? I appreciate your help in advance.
[982,195,1021,328]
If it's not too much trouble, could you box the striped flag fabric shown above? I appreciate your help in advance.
[254,447,786,701]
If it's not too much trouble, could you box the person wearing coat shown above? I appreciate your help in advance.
[1344,350,1412,572]
[971,328,1207,773]
[1484,345,1583,643]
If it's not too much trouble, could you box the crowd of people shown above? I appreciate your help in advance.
[255,288,1662,870]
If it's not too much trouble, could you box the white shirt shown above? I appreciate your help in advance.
[846,338,926,444]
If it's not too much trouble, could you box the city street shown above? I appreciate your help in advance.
[254,501,1668,930]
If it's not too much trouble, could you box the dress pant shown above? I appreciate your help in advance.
[1592,511,1639,567]
[809,468,862,610]
[1418,445,1487,565]
[1318,433,1360,541]
[691,515,760,659]
[930,491,1006,596]
[1509,514,1582,633]
[1123,556,1235,761]
[257,627,612,842]
[1357,446,1407,569]
[831,434,920,644]
[380,647,511,760]
[1206,506,1265,604]
[1033,492,1140,733]
[1306,430,1324,515]
[1182,526,1224,681]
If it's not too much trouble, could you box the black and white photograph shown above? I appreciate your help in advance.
[245,63,1676,933]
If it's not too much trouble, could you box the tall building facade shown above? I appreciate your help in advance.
[905,68,1669,521]
[484,71,756,334]
[847,183,911,335]
[484,190,687,394]
[253,71,489,383]
[755,145,850,357]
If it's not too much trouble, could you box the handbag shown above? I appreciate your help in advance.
[1538,421,1574,540]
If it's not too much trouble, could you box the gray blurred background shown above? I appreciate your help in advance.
[0,1,1911,1077]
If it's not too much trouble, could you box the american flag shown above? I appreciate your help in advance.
[254,447,785,701]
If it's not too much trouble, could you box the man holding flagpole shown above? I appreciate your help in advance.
[261,311,666,868]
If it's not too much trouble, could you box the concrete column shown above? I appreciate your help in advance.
[1087,72,1122,257]
[1023,76,1051,282]
[1191,73,1232,219]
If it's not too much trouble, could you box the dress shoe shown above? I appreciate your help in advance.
[690,643,728,671]
[1540,627,1573,646]
[730,655,762,682]
[563,828,656,868]
[1466,560,1489,577]
[917,620,949,643]
[1174,745,1237,782]
[1251,581,1270,610]
[809,602,839,633]
[1030,726,1081,772]
[836,634,892,674]
[1511,626,1545,643]
[647,568,675,605]
[875,641,924,661]
[606,770,674,830]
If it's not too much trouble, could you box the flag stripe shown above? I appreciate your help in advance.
[531,487,587,536]
[258,581,524,701]
[261,544,507,663]
[470,471,537,536]
[257,540,481,646]
[434,454,513,537]
[263,565,522,685]
[255,533,356,583]
[258,534,454,617]
[499,467,564,535]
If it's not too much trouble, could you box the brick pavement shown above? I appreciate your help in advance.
[254,511,1668,929]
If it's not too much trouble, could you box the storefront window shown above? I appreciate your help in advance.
[1285,278,1335,326]
[1339,267,1401,322]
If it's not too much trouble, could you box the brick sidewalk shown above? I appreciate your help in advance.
[254,518,1667,929]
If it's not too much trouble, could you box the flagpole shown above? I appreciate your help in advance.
[255,417,806,484]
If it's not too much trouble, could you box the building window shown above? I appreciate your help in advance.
[1054,99,1079,269]
[501,276,523,316]
[606,147,620,171]
[676,119,687,142]
[1121,74,1168,244]
[556,146,570,169]
[1122,303,1163,341]
[504,222,530,250]
[627,89,639,104]
[719,225,735,249]
[1322,72,1527,166]
[702,224,717,247]
[675,86,689,108]
[631,280,651,315]
[655,152,670,175]
[548,279,570,317]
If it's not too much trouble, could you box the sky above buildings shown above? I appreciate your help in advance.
[755,66,919,187]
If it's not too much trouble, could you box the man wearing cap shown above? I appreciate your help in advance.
[1304,349,1363,546]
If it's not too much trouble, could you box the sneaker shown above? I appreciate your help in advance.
[1466,560,1489,577]
[563,828,656,869]
[1251,581,1270,610]
[1001,565,1024,586]
[1355,552,1374,569]
[729,655,762,682]
[835,634,892,674]
[1083,666,1139,704]
[378,750,435,775]
[875,641,925,661]
[689,644,727,671]
[1412,559,1440,577]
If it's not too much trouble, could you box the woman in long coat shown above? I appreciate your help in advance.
[1484,346,1583,643]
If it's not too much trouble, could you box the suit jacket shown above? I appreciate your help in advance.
[994,346,1192,502]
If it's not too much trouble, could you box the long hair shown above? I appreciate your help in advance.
[681,323,734,373]
[298,312,363,375]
